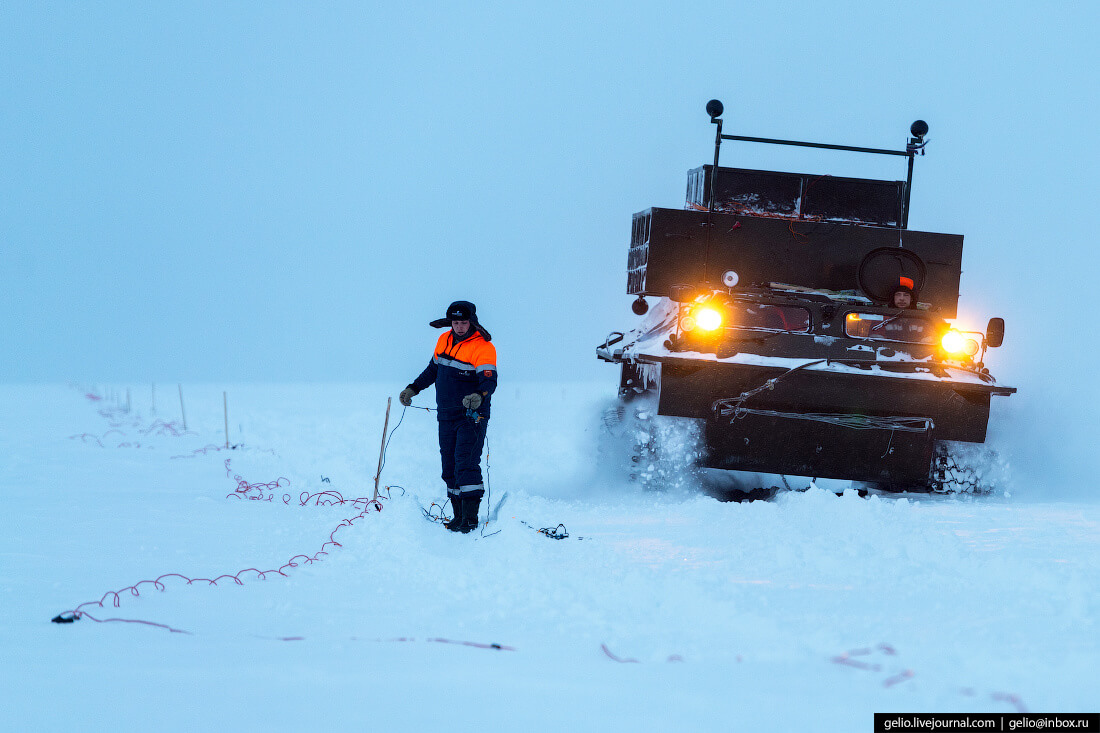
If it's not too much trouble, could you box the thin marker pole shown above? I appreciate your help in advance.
[126,387,131,413]
[373,397,392,501]
[223,391,229,449]
[178,384,187,431]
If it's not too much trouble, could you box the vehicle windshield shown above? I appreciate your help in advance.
[729,302,811,333]
[845,312,938,344]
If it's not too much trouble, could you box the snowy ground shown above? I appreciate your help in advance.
[2,383,1097,731]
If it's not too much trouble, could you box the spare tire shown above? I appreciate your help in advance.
[858,247,927,303]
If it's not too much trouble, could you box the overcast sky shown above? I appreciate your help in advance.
[3,1,1098,454]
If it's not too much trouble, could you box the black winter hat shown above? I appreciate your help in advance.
[430,300,492,340]
[890,278,917,309]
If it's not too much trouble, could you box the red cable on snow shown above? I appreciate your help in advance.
[991,692,1028,714]
[250,635,514,650]
[830,644,1028,709]
[77,611,191,635]
[600,643,639,663]
[601,644,689,663]
[140,419,191,437]
[427,637,514,651]
[882,669,914,687]
[69,411,198,451]
[831,647,882,672]
[222,460,375,508]
[53,460,383,632]
[68,433,105,447]
[170,444,227,460]
[224,471,291,502]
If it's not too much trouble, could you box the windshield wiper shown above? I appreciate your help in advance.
[870,314,903,333]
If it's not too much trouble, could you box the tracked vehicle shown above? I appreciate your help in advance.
[597,100,1016,493]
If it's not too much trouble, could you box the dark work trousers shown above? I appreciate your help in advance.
[438,416,487,499]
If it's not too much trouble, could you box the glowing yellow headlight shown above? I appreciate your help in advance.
[963,338,980,356]
[695,307,723,331]
[941,329,966,354]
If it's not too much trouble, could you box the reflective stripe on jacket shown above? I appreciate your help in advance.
[410,330,498,419]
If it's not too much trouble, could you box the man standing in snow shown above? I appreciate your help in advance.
[399,301,497,534]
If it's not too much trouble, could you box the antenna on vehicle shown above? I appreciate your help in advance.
[703,99,725,288]
[704,100,929,229]
[901,120,929,229]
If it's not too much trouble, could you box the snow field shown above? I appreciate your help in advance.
[1,383,1097,731]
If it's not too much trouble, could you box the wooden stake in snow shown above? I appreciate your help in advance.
[178,384,188,431]
[373,397,392,501]
[223,391,229,449]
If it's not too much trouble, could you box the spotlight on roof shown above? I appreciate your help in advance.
[706,99,724,120]
[910,120,929,139]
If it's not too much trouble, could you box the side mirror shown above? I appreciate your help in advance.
[986,317,1005,348]
[669,284,695,303]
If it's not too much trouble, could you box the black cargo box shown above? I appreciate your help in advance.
[627,207,963,317]
[686,165,905,227]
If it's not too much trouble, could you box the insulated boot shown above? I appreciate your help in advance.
[444,495,463,532]
[458,494,482,534]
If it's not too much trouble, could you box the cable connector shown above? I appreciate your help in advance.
[538,523,569,540]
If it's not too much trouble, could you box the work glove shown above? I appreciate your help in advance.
[462,392,482,410]
[399,387,417,407]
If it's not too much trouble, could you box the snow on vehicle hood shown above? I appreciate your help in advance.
[619,297,991,387]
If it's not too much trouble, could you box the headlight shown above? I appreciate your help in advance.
[680,315,697,332]
[695,307,723,331]
[941,329,982,358]
[941,329,966,354]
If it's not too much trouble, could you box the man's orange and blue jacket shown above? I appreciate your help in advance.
[409,329,498,420]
